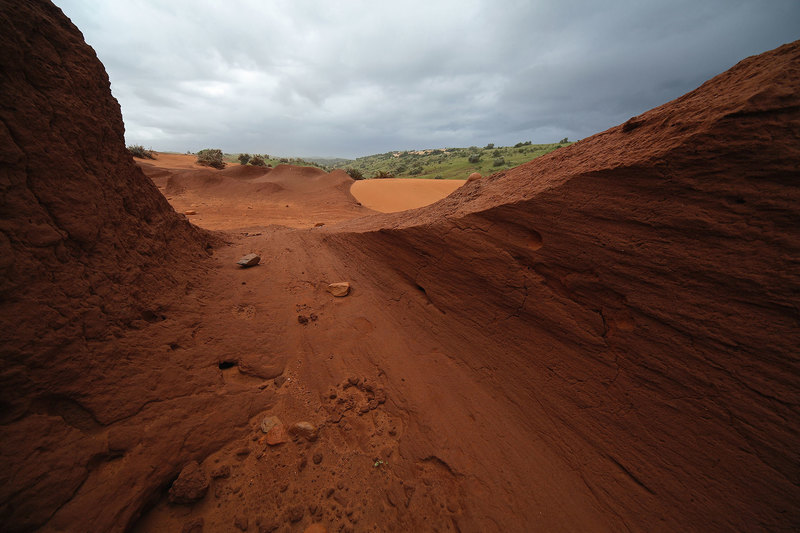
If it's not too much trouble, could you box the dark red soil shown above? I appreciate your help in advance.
[1,2,798,532]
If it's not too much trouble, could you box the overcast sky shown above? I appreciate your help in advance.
[54,0,798,159]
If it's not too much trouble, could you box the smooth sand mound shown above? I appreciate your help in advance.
[164,170,284,196]
[351,178,466,212]
[218,164,272,179]
[143,162,372,230]
[135,152,208,170]
[264,163,328,180]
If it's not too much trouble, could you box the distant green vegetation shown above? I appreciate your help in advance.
[197,148,226,169]
[221,152,331,170]
[329,141,572,180]
[345,168,364,180]
[216,140,573,179]
[249,154,266,166]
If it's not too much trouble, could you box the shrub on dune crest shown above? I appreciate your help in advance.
[196,148,225,169]
[372,170,395,179]
[127,145,155,159]
[238,153,251,165]
[346,168,364,180]
[250,154,266,166]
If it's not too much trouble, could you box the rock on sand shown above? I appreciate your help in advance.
[327,282,350,297]
[168,461,209,504]
[288,421,319,442]
[260,415,281,434]
[237,253,260,267]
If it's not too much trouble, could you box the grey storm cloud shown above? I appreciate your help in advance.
[54,0,800,158]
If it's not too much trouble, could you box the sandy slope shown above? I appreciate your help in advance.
[139,160,376,230]
[1,3,799,532]
[139,157,466,223]
[137,152,212,170]
[350,178,465,213]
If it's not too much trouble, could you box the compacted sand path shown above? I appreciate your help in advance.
[128,158,514,532]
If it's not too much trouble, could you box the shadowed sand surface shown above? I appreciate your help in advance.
[351,178,466,213]
[1,2,799,532]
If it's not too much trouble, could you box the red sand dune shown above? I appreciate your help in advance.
[144,160,373,230]
[351,178,466,213]
[1,2,798,532]
[137,152,212,170]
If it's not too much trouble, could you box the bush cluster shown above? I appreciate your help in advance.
[468,154,481,164]
[196,148,226,169]
[128,145,155,159]
[238,153,251,165]
[250,154,266,166]
[493,157,505,166]
[346,168,364,180]
[372,170,395,179]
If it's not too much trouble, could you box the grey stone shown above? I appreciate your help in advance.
[237,253,260,267]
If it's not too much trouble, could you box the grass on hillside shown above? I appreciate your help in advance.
[194,140,573,179]
[220,153,326,170]
[335,142,569,180]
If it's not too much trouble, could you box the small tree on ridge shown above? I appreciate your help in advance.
[196,148,225,169]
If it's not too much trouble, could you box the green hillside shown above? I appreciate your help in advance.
[332,141,571,180]
[221,140,573,179]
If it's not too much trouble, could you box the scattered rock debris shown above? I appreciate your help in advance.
[297,313,318,325]
[265,423,288,446]
[237,253,261,267]
[327,282,350,297]
[260,415,281,434]
[288,421,319,442]
[168,461,209,504]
